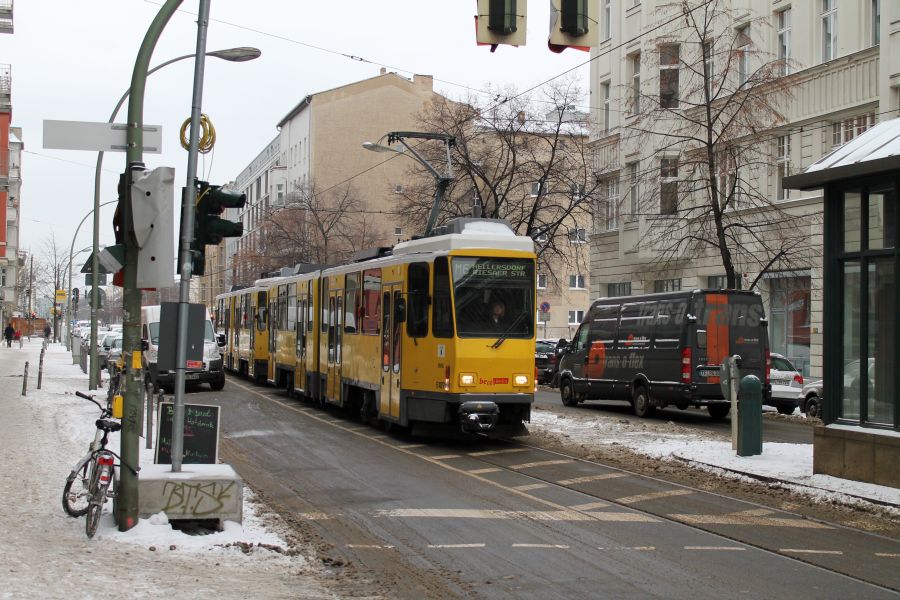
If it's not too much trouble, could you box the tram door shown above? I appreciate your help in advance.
[380,283,403,420]
[268,290,278,382]
[295,285,307,395]
[326,286,343,403]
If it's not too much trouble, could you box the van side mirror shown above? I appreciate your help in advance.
[216,333,226,347]
[141,339,149,351]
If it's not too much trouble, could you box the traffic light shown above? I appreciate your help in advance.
[548,0,598,53]
[72,288,79,303]
[190,181,246,277]
[475,0,526,51]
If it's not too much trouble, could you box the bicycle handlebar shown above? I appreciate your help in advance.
[75,391,94,400]
[76,390,106,414]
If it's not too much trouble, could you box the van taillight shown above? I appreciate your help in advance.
[765,350,771,385]
[681,347,691,384]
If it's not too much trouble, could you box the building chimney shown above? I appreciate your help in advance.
[517,111,526,124]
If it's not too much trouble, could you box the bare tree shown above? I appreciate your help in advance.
[404,78,600,285]
[37,234,68,341]
[620,0,816,289]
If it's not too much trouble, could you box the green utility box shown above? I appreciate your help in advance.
[737,375,763,456]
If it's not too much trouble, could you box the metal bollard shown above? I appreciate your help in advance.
[737,375,763,457]
[37,348,45,390]
[145,381,155,449]
[21,362,28,396]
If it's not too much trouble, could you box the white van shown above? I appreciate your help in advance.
[141,304,225,393]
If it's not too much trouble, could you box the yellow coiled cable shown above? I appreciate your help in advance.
[179,113,216,154]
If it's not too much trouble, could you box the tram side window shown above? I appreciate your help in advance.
[320,279,329,333]
[407,262,429,338]
[382,291,391,370]
[287,287,297,332]
[257,291,267,331]
[344,273,359,334]
[433,257,453,338]
[362,269,381,335]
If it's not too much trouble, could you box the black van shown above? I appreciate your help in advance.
[556,290,770,419]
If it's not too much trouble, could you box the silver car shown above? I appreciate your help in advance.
[769,353,804,415]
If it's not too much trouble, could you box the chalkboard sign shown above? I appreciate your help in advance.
[155,402,220,465]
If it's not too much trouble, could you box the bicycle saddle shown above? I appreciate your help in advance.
[95,419,122,433]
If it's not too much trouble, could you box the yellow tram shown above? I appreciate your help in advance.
[216,218,537,435]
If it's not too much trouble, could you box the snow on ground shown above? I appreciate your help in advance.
[530,408,900,513]
[0,338,336,599]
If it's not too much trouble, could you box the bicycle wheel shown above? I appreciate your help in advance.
[85,500,102,538]
[62,462,91,517]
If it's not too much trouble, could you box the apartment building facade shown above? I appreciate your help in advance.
[588,0,896,380]
[0,0,21,325]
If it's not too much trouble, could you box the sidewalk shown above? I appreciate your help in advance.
[0,338,335,599]
[530,409,900,511]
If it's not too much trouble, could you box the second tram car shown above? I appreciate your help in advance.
[216,218,537,435]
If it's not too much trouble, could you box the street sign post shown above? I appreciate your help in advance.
[54,289,67,303]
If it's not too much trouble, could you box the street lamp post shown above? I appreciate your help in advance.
[88,45,261,389]
[362,131,455,236]
[66,200,116,353]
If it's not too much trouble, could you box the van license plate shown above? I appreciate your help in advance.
[697,367,719,377]
[185,373,200,380]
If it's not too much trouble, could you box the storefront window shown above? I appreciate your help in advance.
[867,259,894,425]
[841,261,861,420]
[843,191,861,252]
[769,276,811,375]
[868,186,896,250]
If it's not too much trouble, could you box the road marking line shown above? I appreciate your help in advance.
[347,426,369,431]
[468,448,529,457]
[428,543,486,549]
[780,549,843,555]
[557,473,628,485]
[296,512,332,520]
[513,543,570,549]
[512,483,548,491]
[671,512,831,529]
[617,489,694,505]
[347,544,394,549]
[226,429,279,438]
[685,546,746,551]
[875,553,900,558]
[508,459,572,470]
[569,501,609,511]
[598,546,656,551]
[372,508,657,522]
[397,443,426,449]
[469,467,501,474]
[431,454,461,460]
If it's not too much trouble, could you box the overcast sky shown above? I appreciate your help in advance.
[1,0,589,269]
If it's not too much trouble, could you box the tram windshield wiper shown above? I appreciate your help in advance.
[490,312,527,349]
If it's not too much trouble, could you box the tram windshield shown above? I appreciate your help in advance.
[451,257,535,339]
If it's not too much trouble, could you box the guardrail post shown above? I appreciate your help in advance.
[21,362,28,396]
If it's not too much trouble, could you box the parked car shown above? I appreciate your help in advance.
[556,289,769,419]
[768,353,804,414]
[98,330,120,370]
[535,339,566,386]
[798,379,823,419]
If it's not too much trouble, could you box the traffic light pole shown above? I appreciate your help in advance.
[171,0,212,473]
[118,0,183,531]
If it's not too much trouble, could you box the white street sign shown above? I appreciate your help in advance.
[42,119,162,153]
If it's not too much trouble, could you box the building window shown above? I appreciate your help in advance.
[608,282,631,297]
[534,231,549,244]
[833,114,875,146]
[707,275,727,289]
[602,0,611,40]
[627,161,639,216]
[872,0,880,45]
[718,150,739,210]
[569,274,585,289]
[776,134,791,201]
[0,268,6,287]
[737,25,750,87]
[659,44,680,109]
[568,228,587,243]
[776,8,791,75]
[537,273,547,289]
[601,81,611,132]
[660,157,678,214]
[703,39,714,98]
[821,0,837,62]
[630,53,641,115]
[394,227,403,236]
[536,310,549,324]
[606,179,619,230]
[571,183,585,201]
[531,181,547,197]
[769,275,812,376]
[568,310,585,325]
[394,184,404,194]
[654,278,682,293]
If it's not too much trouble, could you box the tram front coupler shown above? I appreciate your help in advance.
[458,401,500,433]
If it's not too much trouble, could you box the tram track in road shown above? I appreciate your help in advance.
[224,377,900,596]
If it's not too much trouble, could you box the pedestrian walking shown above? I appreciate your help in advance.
[14,329,22,349]
[43,324,51,341]
[3,323,13,348]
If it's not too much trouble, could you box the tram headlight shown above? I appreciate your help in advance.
[459,373,476,387]
[513,374,530,387]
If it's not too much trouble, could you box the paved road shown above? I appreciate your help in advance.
[209,376,897,599]
[534,388,814,444]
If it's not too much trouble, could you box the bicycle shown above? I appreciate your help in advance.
[62,391,138,538]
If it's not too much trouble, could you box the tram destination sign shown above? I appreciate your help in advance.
[453,259,529,281]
